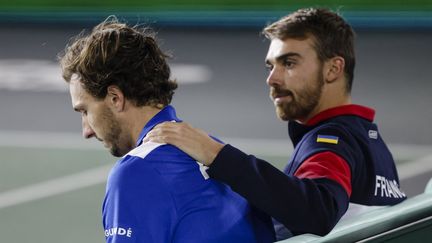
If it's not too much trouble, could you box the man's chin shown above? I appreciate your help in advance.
[275,107,291,121]
[107,145,128,157]
[109,148,125,157]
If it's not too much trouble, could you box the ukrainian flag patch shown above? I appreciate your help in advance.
[316,135,339,144]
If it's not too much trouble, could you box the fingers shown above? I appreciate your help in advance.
[144,121,191,144]
[151,122,190,136]
[143,129,172,144]
[144,121,224,166]
[143,133,164,144]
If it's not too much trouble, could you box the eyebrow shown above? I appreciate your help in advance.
[265,52,301,66]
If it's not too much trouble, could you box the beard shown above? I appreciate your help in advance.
[271,69,324,121]
[100,106,130,157]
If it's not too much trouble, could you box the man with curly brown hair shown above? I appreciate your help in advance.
[59,17,275,243]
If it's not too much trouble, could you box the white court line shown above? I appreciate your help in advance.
[0,130,103,150]
[6,130,429,158]
[0,130,431,209]
[0,164,112,209]
[3,130,429,160]
[1,129,431,158]
[0,59,212,92]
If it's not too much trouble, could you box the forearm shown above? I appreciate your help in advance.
[207,144,349,236]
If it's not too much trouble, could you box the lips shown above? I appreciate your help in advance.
[271,88,293,101]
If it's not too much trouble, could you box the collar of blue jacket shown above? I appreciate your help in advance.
[135,105,182,147]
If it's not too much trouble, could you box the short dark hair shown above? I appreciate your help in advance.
[263,8,355,92]
[59,16,177,107]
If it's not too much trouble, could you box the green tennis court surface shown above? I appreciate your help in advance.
[0,146,114,243]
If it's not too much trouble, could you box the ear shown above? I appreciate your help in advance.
[324,56,345,83]
[106,85,125,112]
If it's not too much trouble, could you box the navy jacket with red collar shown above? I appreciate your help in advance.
[207,104,406,237]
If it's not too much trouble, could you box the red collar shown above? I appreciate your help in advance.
[306,104,375,126]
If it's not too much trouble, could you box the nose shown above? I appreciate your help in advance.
[266,66,283,87]
[82,116,95,139]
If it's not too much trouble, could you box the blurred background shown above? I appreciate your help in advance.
[0,1,431,242]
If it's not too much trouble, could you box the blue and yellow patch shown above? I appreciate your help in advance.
[316,135,339,144]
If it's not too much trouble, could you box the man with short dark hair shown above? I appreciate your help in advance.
[145,8,406,239]
[59,17,275,243]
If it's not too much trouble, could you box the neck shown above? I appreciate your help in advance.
[299,92,352,125]
[122,104,163,146]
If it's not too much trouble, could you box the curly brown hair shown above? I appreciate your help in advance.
[59,16,177,107]
[263,8,355,93]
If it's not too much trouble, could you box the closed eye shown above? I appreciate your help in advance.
[73,106,87,116]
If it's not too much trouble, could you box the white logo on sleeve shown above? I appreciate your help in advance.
[374,175,406,198]
[105,227,133,238]
[368,130,378,139]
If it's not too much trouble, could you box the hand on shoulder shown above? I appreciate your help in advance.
[144,122,224,166]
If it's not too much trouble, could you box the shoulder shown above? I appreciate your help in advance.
[115,141,193,173]
[107,142,168,190]
[112,141,206,191]
[303,123,354,147]
[125,141,167,160]
[103,145,178,217]
[126,141,195,164]
[297,123,360,165]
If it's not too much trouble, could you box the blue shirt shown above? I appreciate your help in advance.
[102,105,275,243]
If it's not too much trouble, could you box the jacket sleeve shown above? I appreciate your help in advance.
[207,144,350,236]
